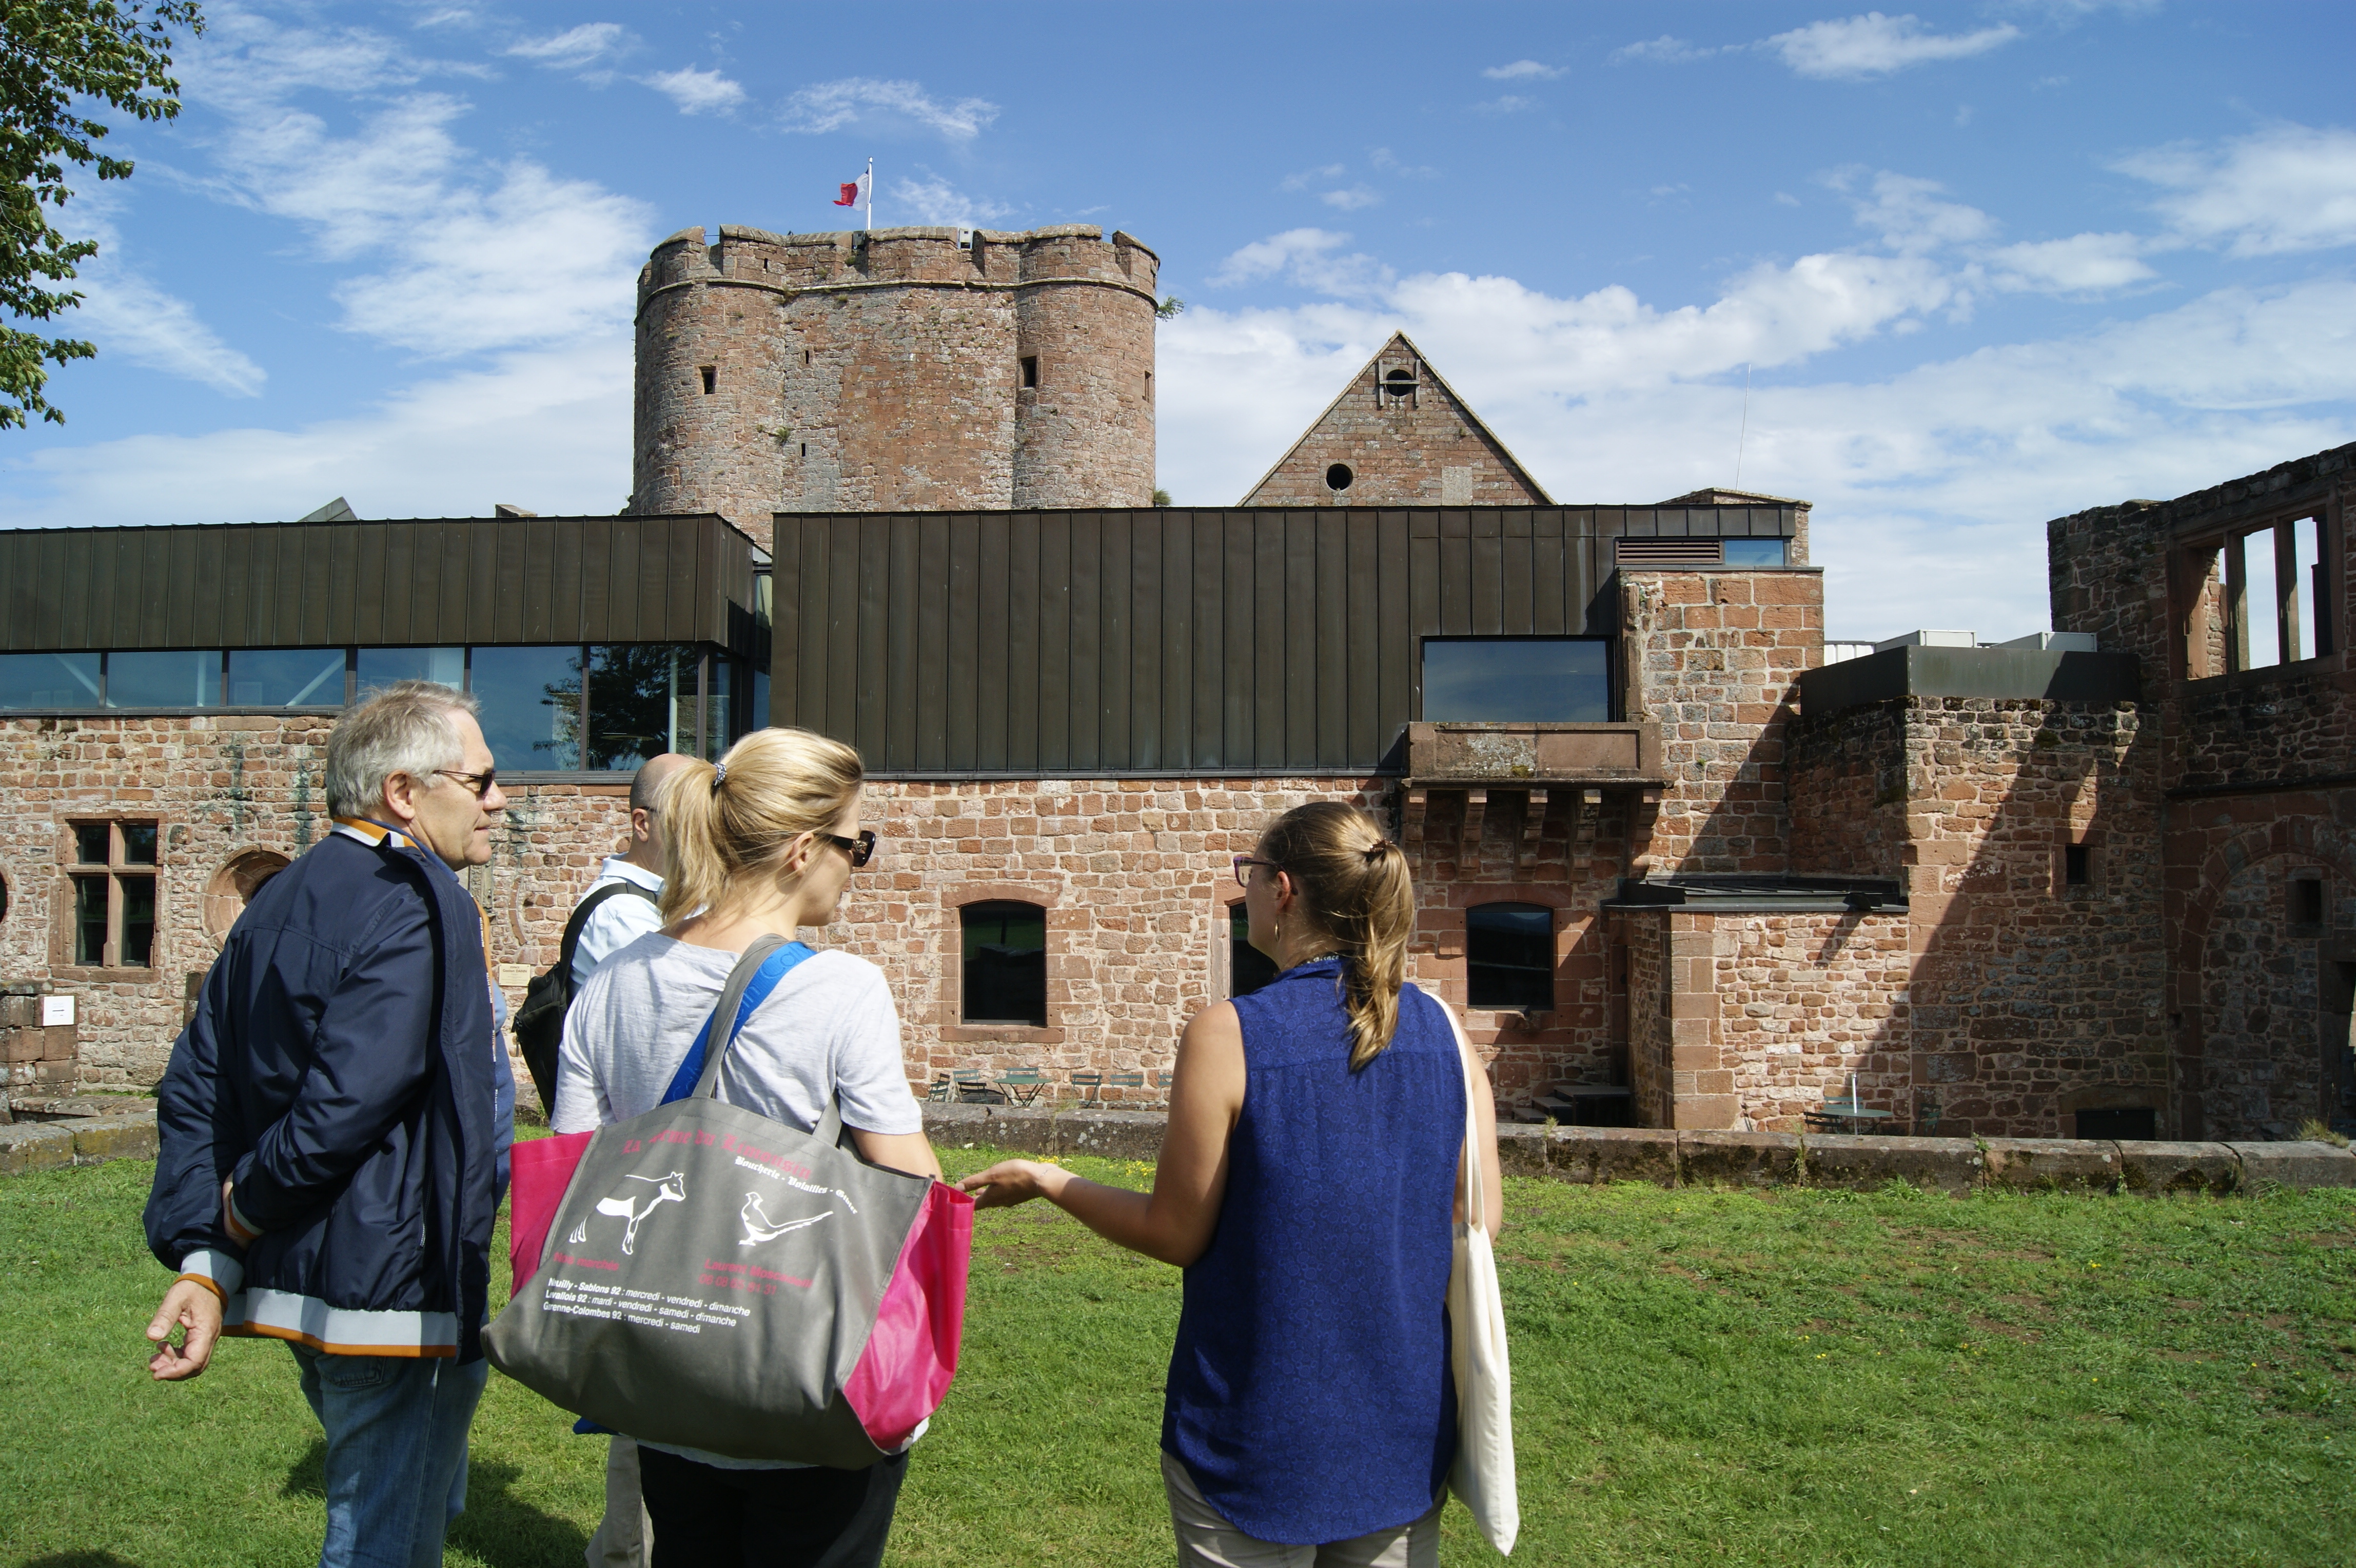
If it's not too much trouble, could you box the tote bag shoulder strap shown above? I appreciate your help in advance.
[659,936,818,1107]
[1419,983,1488,1235]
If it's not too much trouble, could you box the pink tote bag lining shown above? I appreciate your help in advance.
[842,1180,975,1448]
[509,1129,594,1291]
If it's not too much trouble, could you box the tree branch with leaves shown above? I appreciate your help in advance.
[1,0,204,429]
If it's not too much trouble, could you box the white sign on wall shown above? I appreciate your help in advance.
[41,995,75,1027]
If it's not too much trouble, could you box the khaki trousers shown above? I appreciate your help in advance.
[585,1436,653,1568]
[1162,1452,1442,1568]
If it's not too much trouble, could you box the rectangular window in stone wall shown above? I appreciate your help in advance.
[65,820,160,969]
[0,652,100,709]
[962,901,1048,1026]
[1422,638,1610,723]
[1466,903,1555,1012]
[1230,906,1279,999]
[586,644,704,769]
[2192,515,2334,677]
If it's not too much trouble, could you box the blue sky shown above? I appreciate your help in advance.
[3,1,2352,641]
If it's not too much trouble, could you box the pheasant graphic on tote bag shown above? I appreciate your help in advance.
[740,1191,835,1248]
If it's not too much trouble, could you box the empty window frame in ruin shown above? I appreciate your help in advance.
[65,820,160,969]
[2181,513,2333,678]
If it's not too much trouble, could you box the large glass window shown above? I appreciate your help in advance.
[66,820,160,968]
[1422,638,1609,723]
[0,652,101,710]
[106,651,223,709]
[961,901,1048,1026]
[1229,905,1279,999]
[229,649,346,707]
[357,647,465,692]
[586,644,703,770]
[1722,538,1787,567]
[470,645,584,771]
[1466,903,1555,1011]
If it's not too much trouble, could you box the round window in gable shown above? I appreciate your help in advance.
[1325,463,1354,492]
[1384,367,1416,400]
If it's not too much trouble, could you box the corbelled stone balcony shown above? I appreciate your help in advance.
[1397,721,1665,866]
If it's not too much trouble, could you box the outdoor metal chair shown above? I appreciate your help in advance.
[1070,1069,1104,1106]
[953,1068,1004,1105]
[1104,1070,1145,1102]
[996,1068,1049,1107]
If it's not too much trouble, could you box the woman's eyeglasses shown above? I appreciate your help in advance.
[819,830,877,868]
[1232,855,1281,888]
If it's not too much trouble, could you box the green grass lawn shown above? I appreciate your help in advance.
[4,1150,2352,1567]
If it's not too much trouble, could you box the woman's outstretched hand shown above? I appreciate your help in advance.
[959,1159,1069,1209]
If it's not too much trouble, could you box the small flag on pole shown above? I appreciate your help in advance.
[833,174,866,208]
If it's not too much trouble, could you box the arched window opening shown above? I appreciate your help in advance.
[1467,903,1554,1012]
[206,849,292,938]
[961,900,1047,1026]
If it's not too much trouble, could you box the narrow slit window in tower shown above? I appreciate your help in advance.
[699,365,716,395]
[2293,875,2325,928]
[2065,843,2091,888]
[1020,356,1038,389]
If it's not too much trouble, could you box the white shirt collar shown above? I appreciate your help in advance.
[597,855,665,893]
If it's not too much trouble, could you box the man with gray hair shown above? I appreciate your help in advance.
[143,680,515,1568]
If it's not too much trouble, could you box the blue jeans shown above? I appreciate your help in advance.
[290,1345,489,1568]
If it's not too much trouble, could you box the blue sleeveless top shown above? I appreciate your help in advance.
[1161,959,1464,1545]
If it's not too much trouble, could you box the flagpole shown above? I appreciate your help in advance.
[866,156,874,232]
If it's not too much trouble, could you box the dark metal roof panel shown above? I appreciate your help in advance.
[0,516,757,653]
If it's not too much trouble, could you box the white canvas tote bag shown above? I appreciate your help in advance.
[1439,997,1519,1554]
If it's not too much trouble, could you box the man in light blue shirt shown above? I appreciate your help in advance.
[573,753,693,988]
[571,750,689,1568]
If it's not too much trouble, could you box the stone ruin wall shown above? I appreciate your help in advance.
[632,224,1157,546]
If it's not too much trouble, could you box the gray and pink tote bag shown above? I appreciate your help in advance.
[486,936,972,1468]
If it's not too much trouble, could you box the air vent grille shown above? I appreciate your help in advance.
[1614,538,1724,567]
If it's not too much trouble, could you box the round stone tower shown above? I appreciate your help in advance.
[631,223,1158,543]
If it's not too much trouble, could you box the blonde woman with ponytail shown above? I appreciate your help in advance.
[965,800,1502,1566]
[552,728,941,1568]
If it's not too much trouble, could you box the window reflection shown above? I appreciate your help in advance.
[107,651,222,709]
[0,652,100,710]
[229,649,346,707]
[469,645,583,771]
[586,645,700,770]
[1722,538,1787,567]
[1422,639,1609,723]
[357,648,464,692]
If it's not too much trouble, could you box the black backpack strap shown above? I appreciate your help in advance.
[557,880,661,991]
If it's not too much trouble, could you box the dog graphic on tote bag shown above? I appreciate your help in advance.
[564,1170,687,1256]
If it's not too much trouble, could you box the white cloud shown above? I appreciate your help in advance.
[1279,164,1346,192]
[890,175,1013,226]
[643,66,745,116]
[1985,231,2154,293]
[1208,228,1397,298]
[2120,123,2356,257]
[1159,276,2356,637]
[1321,185,1382,211]
[1766,13,2020,79]
[1369,147,1437,178]
[504,22,629,71]
[49,200,264,397]
[1612,36,1720,65]
[4,342,632,526]
[779,77,998,141]
[1775,191,1802,207]
[1483,60,1562,81]
[1835,170,1997,252]
[1474,95,1535,116]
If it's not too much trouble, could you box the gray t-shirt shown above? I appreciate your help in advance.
[551,935,922,1139]
[549,933,926,1470]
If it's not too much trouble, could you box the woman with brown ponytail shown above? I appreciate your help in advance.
[964,800,1503,1566]
[552,727,943,1568]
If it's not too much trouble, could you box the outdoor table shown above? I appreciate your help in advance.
[1812,1099,1894,1135]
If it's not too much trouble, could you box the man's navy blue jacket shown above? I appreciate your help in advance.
[144,820,513,1362]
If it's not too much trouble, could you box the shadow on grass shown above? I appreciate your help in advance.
[280,1440,589,1568]
[23,1556,146,1568]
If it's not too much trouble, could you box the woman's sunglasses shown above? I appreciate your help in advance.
[818,830,877,868]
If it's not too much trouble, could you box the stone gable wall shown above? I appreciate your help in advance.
[1240,351,1547,507]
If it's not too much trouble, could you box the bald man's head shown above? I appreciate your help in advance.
[623,752,696,874]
